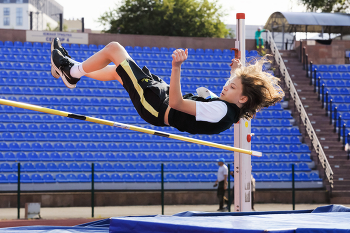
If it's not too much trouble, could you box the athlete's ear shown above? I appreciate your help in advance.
[239,95,248,104]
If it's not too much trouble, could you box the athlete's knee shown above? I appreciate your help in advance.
[105,42,125,54]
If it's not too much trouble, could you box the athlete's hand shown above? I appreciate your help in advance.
[230,58,242,70]
[172,49,188,68]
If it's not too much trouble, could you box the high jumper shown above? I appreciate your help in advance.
[50,38,284,135]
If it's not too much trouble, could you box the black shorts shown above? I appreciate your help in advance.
[116,59,169,126]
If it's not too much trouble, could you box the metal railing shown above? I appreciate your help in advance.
[266,31,334,189]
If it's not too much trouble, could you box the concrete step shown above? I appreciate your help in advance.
[326,156,350,161]
[333,185,350,191]
[331,190,350,197]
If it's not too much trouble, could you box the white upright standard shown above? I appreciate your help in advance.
[233,13,252,212]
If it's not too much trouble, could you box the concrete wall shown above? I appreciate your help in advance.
[0,190,329,208]
[296,40,350,64]
[0,28,256,50]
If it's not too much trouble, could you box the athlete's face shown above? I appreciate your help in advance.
[219,76,247,108]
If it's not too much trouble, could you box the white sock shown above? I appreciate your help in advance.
[70,63,87,79]
[67,57,80,65]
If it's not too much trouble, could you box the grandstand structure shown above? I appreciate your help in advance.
[0,38,326,196]
[279,47,350,203]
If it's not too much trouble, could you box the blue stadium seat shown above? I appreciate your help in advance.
[7,174,18,183]
[35,163,47,172]
[81,163,91,172]
[31,174,44,183]
[300,154,311,162]
[133,173,144,182]
[100,173,112,182]
[47,162,59,172]
[114,163,125,171]
[39,152,51,161]
[73,152,84,161]
[78,174,90,182]
[20,174,32,183]
[207,173,217,182]
[165,173,176,182]
[110,174,122,182]
[0,174,7,183]
[309,172,322,181]
[58,162,70,172]
[166,163,177,172]
[296,163,311,171]
[296,172,310,181]
[23,162,36,172]
[122,173,134,182]
[66,174,79,182]
[257,173,269,182]
[268,173,281,181]
[56,173,68,182]
[144,173,156,182]
[0,163,12,172]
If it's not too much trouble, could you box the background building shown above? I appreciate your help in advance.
[0,0,63,31]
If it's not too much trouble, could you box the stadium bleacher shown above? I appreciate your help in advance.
[0,40,322,189]
[313,64,350,137]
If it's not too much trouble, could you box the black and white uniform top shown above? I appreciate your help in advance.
[116,58,240,135]
[168,87,241,134]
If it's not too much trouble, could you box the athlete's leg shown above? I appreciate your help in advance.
[84,65,123,85]
[82,42,130,75]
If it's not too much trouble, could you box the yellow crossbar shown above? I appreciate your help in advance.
[0,98,262,157]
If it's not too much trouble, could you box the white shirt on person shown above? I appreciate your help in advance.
[217,164,228,182]
[195,87,228,123]
[196,101,227,123]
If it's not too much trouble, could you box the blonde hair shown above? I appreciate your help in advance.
[229,55,284,120]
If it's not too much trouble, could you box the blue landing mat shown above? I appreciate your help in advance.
[109,212,350,233]
[0,205,349,233]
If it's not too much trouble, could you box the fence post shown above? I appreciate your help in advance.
[302,47,305,70]
[314,74,318,93]
[227,164,231,212]
[292,164,295,210]
[161,163,164,215]
[338,116,342,141]
[17,163,20,219]
[305,54,308,77]
[318,77,321,100]
[91,162,94,218]
[322,85,325,108]
[329,99,332,121]
[348,133,350,160]
[326,92,329,116]
[334,107,337,132]
[309,61,313,80]
[343,124,346,148]
[299,41,302,62]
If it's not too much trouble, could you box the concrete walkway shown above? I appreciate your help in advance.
[1,203,349,220]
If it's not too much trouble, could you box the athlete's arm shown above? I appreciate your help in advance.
[169,49,196,116]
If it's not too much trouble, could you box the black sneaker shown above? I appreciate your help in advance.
[50,38,71,79]
[51,49,80,89]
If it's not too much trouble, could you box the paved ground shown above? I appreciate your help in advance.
[1,203,350,220]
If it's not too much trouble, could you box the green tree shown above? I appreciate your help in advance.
[299,0,350,13]
[98,0,229,38]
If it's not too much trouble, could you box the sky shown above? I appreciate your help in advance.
[55,0,307,31]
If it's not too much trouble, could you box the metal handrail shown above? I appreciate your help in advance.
[266,31,334,188]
